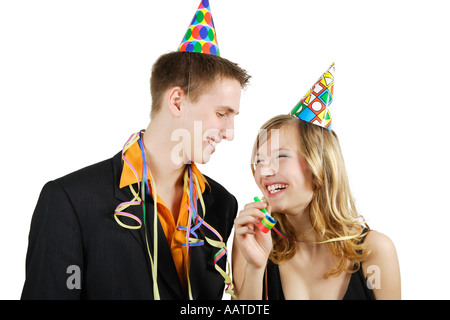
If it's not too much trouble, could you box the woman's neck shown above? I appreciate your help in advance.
[284,206,320,243]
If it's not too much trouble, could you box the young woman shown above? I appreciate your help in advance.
[232,114,401,300]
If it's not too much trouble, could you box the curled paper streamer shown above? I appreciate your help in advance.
[253,196,277,233]
[114,132,235,299]
[258,215,277,233]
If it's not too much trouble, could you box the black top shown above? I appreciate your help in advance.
[263,228,374,300]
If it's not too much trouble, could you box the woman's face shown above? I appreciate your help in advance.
[253,124,314,215]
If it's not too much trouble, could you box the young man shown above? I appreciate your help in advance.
[22,1,250,300]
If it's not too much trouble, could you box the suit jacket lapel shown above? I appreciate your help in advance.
[112,151,184,299]
[112,152,147,250]
[112,152,227,300]
[144,196,185,299]
[189,190,214,299]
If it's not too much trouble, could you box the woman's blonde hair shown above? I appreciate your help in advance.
[251,114,370,277]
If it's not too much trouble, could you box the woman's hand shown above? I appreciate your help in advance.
[233,201,273,269]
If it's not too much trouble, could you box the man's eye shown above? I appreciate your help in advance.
[216,112,226,118]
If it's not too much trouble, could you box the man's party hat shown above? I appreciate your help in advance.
[290,63,335,130]
[178,0,220,56]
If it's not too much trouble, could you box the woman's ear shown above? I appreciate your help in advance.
[167,87,185,117]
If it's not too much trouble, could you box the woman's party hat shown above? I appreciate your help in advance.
[290,63,335,130]
[178,0,220,56]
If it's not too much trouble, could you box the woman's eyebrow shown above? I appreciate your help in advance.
[256,147,293,156]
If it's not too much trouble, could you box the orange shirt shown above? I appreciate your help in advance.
[119,138,208,292]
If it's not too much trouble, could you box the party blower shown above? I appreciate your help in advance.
[254,197,277,233]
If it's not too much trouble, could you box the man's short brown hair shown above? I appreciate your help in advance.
[150,51,251,117]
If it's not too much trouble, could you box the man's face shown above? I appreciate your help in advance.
[178,77,241,164]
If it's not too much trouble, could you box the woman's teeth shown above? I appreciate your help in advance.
[267,184,288,194]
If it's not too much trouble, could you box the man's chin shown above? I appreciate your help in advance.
[182,154,211,165]
[196,154,212,165]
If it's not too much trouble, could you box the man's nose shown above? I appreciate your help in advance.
[222,118,235,141]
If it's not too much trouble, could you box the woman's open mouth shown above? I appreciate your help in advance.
[265,183,288,196]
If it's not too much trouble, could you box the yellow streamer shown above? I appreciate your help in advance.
[182,169,235,299]
[314,232,369,244]
[144,157,160,300]
[114,131,234,299]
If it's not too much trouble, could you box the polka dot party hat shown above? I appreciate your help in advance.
[290,63,335,130]
[178,0,220,56]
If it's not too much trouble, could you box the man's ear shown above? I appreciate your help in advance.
[167,87,185,117]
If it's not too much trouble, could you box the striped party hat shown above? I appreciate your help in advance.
[178,0,220,56]
[290,63,335,130]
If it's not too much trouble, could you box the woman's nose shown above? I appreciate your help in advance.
[259,159,278,176]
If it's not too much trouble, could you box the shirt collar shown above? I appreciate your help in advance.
[119,134,208,193]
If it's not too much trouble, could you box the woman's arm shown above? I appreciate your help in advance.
[232,234,267,299]
[363,231,401,300]
[232,201,273,300]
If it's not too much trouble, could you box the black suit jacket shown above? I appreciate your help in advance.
[21,151,238,300]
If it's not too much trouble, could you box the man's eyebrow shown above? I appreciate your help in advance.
[218,106,239,115]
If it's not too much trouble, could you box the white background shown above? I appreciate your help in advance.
[1,0,449,300]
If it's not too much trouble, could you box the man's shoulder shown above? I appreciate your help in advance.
[200,174,238,242]
[203,174,234,198]
[202,174,238,214]
[53,151,121,190]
